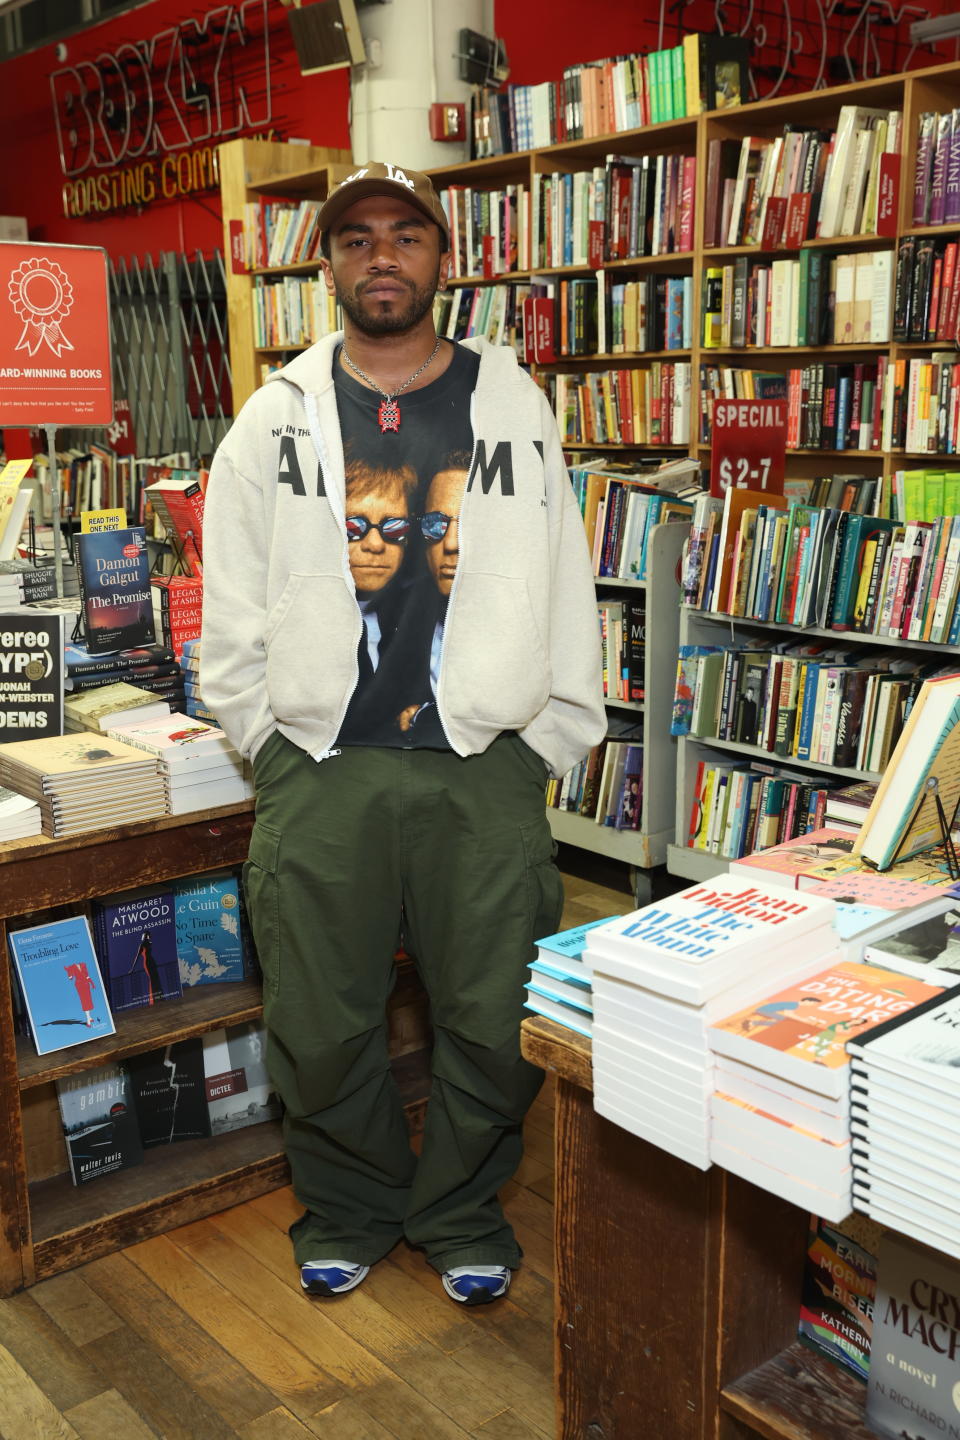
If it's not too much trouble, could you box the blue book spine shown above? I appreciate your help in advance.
[835,377,852,451]
[795,661,822,761]
[638,496,664,581]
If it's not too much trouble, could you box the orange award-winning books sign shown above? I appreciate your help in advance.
[0,243,113,427]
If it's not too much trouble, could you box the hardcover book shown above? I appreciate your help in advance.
[0,609,64,738]
[173,871,245,986]
[202,1023,281,1135]
[867,1231,960,1439]
[74,527,156,656]
[126,1037,212,1146]
[55,1062,144,1185]
[797,1214,877,1380]
[708,957,943,1099]
[91,886,182,1013]
[8,915,115,1056]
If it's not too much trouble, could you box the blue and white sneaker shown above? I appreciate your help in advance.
[441,1264,511,1305]
[300,1259,370,1297]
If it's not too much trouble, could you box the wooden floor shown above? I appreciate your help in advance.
[0,855,636,1440]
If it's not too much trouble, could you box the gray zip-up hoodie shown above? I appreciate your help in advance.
[200,333,605,777]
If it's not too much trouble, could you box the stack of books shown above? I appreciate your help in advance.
[63,681,171,733]
[107,712,251,815]
[0,785,42,840]
[848,985,960,1258]
[64,640,183,700]
[179,638,216,722]
[0,558,77,606]
[0,733,167,838]
[585,875,836,1169]
[708,957,944,1221]
[524,919,613,1038]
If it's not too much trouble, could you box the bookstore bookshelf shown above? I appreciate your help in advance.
[0,803,429,1295]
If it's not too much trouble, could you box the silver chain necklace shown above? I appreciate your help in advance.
[341,338,442,434]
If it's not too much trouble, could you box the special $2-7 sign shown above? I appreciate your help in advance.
[709,398,787,498]
[0,243,113,427]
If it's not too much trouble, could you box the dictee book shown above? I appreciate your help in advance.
[8,915,115,1056]
[55,1062,144,1185]
[74,526,156,655]
[202,1023,281,1135]
[174,871,245,987]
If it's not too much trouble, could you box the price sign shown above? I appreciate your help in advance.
[709,398,787,498]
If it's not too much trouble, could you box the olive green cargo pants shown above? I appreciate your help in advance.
[243,730,564,1273]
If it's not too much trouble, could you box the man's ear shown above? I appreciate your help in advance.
[438,249,452,290]
[320,256,336,297]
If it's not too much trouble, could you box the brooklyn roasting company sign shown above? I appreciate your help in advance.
[51,0,275,218]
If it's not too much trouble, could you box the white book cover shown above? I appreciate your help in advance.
[586,873,835,970]
[107,712,236,769]
[710,1136,850,1222]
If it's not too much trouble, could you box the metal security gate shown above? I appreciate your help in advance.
[110,250,233,463]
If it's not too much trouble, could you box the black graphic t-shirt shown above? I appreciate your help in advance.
[333,339,480,749]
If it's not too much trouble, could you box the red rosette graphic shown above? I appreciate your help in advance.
[8,256,75,358]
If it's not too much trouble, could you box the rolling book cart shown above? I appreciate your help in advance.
[0,803,430,1295]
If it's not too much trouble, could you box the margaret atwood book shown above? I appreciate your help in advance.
[853,671,960,870]
[867,1230,960,1440]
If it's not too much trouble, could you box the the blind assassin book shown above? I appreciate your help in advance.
[55,1062,144,1185]
[173,871,245,986]
[74,526,156,655]
[91,886,182,1013]
[867,1230,960,1440]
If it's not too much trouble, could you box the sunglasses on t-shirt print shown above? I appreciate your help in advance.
[345,515,412,543]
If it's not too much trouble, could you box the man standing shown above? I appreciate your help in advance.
[201,161,604,1305]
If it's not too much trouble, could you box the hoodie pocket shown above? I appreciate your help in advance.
[446,573,551,726]
[265,574,358,727]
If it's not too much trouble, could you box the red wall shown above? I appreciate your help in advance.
[0,0,953,265]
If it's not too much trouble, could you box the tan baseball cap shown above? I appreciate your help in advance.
[318,161,450,251]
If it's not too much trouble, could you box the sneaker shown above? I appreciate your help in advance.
[300,1259,370,1296]
[441,1264,511,1305]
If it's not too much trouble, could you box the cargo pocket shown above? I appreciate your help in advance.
[243,822,281,998]
[519,815,564,941]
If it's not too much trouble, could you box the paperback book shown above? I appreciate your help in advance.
[202,1023,281,1135]
[55,1062,144,1184]
[0,609,64,738]
[91,886,182,1012]
[74,526,156,656]
[126,1037,212,1146]
[797,1214,877,1380]
[8,915,115,1056]
[173,871,245,986]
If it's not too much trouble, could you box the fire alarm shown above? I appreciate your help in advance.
[429,103,466,142]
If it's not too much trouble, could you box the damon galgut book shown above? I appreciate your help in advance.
[74,526,156,656]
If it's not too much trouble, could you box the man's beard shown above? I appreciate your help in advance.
[336,266,440,336]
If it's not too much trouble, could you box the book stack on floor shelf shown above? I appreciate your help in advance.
[524,919,614,1039]
[106,712,252,815]
[582,875,837,1169]
[847,985,960,1258]
[707,956,944,1221]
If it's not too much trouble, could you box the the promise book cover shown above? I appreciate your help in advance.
[74,526,156,655]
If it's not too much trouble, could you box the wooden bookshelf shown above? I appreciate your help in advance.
[1,804,431,1295]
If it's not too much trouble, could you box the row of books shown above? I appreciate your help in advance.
[434,283,525,350]
[599,273,693,355]
[597,598,644,701]
[9,868,251,1058]
[581,476,693,580]
[711,106,901,250]
[546,732,643,830]
[685,760,838,859]
[240,197,323,271]
[893,233,960,343]
[684,489,960,645]
[55,1022,279,1186]
[547,364,692,447]
[701,249,893,349]
[438,183,523,278]
[913,108,960,226]
[470,35,748,158]
[252,276,340,349]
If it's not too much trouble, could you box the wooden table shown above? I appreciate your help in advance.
[521,1016,873,1440]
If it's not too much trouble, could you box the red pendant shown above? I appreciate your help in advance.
[378,398,401,433]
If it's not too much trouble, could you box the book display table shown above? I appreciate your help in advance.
[520,1015,875,1440]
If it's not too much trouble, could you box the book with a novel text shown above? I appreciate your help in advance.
[173,871,245,986]
[867,1231,960,1439]
[126,1037,212,1146]
[8,915,115,1056]
[74,526,155,655]
[55,1062,144,1185]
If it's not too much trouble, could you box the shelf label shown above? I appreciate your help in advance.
[710,398,787,496]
